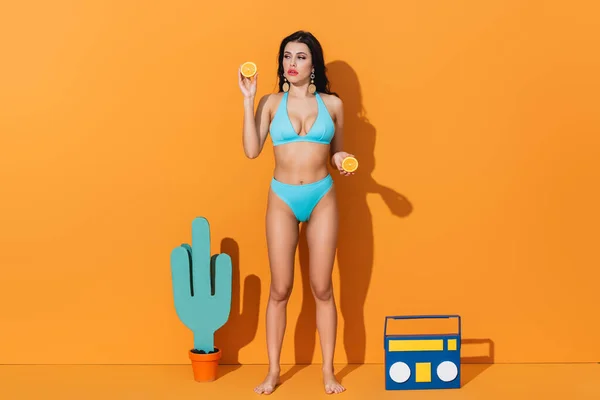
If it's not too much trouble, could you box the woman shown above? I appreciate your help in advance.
[238,30,354,395]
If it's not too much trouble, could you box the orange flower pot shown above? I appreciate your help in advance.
[189,347,222,382]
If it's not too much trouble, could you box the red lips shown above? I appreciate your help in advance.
[287,69,298,76]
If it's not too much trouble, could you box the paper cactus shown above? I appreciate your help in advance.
[170,217,232,353]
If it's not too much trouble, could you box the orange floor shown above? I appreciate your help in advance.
[1,363,598,399]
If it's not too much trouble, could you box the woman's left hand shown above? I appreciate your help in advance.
[332,151,356,176]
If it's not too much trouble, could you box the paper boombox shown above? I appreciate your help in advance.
[384,315,462,390]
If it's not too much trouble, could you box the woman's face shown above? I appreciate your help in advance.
[282,41,313,84]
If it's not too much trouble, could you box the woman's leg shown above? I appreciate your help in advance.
[254,188,299,395]
[305,186,346,394]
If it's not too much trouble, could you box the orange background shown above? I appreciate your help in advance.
[1,1,599,365]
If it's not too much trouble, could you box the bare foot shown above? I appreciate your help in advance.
[254,371,280,395]
[323,369,346,394]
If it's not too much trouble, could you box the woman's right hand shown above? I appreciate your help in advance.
[238,66,258,99]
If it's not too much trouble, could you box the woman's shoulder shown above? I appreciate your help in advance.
[319,92,342,103]
[319,92,343,113]
[264,91,284,99]
[259,92,284,106]
[258,92,282,108]
[256,92,284,119]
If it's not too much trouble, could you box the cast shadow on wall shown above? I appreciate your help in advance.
[281,60,414,384]
[214,238,262,378]
[460,338,495,386]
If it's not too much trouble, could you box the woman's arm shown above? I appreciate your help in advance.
[242,93,271,159]
[329,96,345,167]
[329,96,355,176]
[238,69,271,159]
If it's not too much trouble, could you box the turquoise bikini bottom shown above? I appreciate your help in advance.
[270,174,333,222]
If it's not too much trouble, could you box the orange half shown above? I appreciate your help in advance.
[342,156,358,172]
[240,61,257,77]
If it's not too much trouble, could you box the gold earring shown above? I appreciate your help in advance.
[282,77,289,92]
[308,72,316,94]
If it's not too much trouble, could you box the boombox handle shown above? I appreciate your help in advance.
[384,315,461,345]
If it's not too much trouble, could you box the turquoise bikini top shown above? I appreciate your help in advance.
[269,91,335,146]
